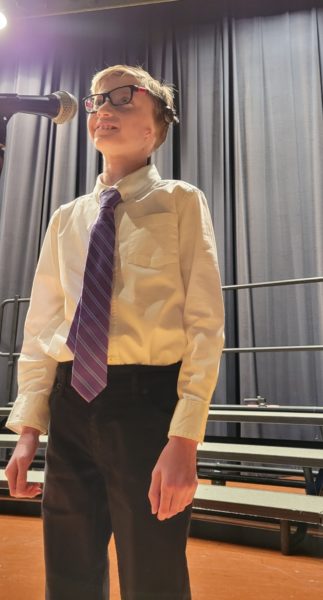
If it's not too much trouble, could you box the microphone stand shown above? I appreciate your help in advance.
[0,113,11,179]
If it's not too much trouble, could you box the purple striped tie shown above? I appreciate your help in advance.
[66,188,121,401]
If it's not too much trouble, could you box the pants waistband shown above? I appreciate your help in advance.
[55,361,182,386]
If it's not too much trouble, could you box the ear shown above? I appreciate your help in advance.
[144,127,157,149]
[143,123,157,154]
[144,127,152,139]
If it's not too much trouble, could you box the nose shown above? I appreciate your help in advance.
[97,98,115,116]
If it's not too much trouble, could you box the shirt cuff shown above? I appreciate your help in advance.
[6,393,50,435]
[167,396,210,443]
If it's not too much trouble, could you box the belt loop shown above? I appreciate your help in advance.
[56,361,73,387]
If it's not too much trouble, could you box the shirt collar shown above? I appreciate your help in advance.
[93,163,161,203]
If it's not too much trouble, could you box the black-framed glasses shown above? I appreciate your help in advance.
[83,85,149,113]
[82,84,179,124]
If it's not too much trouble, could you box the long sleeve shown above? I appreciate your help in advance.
[168,188,225,443]
[5,167,225,440]
[6,210,65,435]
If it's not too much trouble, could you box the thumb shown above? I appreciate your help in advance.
[148,469,161,515]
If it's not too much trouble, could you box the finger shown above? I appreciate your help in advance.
[157,484,173,521]
[15,467,41,498]
[181,483,198,511]
[15,467,29,497]
[164,485,197,519]
[165,490,188,519]
[4,464,18,497]
[5,468,42,498]
[16,482,42,499]
[148,470,161,515]
[26,483,43,498]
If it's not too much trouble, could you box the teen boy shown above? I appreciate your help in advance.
[5,65,225,600]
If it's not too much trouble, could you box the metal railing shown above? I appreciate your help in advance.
[0,295,29,358]
[0,296,29,403]
[222,276,323,353]
[0,275,322,404]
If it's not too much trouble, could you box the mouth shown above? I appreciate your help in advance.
[95,122,118,132]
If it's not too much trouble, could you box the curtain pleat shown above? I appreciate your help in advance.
[0,4,322,442]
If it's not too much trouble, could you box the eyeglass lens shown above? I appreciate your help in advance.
[84,86,133,112]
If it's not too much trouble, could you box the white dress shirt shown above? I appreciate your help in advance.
[6,164,225,442]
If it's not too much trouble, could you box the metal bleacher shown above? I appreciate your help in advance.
[1,277,323,553]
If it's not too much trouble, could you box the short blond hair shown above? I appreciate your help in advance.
[90,64,177,150]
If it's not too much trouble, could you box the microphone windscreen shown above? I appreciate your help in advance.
[52,91,78,124]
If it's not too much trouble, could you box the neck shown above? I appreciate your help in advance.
[101,156,149,186]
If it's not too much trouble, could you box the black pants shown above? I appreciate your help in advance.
[42,361,192,600]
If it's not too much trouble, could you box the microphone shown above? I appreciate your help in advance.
[0,91,78,124]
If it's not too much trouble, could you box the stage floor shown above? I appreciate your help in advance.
[0,512,322,600]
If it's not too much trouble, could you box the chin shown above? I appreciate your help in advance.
[94,138,119,152]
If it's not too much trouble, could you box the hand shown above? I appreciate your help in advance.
[148,436,198,521]
[4,427,43,498]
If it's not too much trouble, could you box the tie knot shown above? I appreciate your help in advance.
[99,188,121,211]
